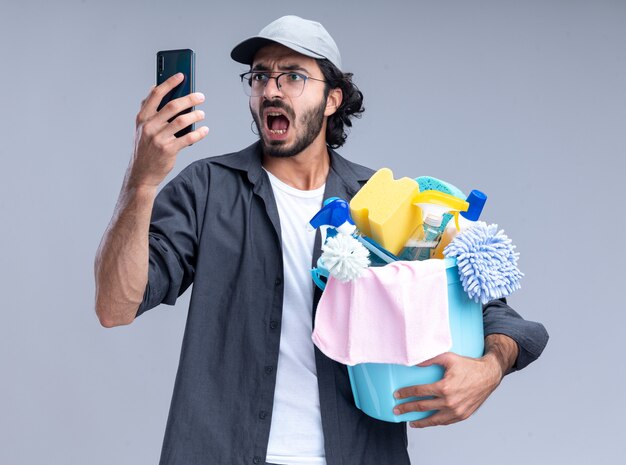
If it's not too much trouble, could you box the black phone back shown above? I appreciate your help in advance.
[156,49,195,137]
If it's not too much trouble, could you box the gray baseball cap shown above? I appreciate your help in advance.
[231,15,342,71]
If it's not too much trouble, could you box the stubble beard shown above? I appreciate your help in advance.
[252,98,327,158]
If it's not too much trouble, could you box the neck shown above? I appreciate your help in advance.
[262,132,330,191]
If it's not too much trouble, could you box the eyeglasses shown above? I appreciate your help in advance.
[240,71,326,97]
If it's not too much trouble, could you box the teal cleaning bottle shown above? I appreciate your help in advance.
[398,214,443,261]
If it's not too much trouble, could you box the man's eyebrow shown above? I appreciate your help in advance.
[280,64,311,73]
[251,63,311,74]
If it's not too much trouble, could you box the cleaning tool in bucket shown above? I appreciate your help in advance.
[312,179,522,422]
[444,221,523,304]
[416,176,466,199]
[308,198,371,285]
[460,190,488,224]
[311,257,330,291]
[311,233,396,291]
[433,189,488,259]
[413,190,469,233]
[308,196,398,266]
[320,233,370,282]
[312,258,451,367]
[349,168,421,255]
[354,235,398,266]
[308,197,356,235]
[416,176,466,234]
[344,258,485,423]
[397,190,469,261]
[397,214,444,261]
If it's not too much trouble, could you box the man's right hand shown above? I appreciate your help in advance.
[129,72,209,189]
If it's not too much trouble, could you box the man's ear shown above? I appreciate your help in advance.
[324,87,343,116]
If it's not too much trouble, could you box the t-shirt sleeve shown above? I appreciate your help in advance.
[135,172,199,318]
[482,298,549,372]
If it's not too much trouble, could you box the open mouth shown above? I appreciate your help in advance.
[265,111,290,136]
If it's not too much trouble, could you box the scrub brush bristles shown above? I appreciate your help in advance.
[443,222,523,304]
[321,234,370,282]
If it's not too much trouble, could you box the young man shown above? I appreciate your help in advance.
[94,15,548,465]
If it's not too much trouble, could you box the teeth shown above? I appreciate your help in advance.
[267,112,287,135]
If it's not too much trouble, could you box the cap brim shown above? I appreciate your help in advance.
[231,36,325,66]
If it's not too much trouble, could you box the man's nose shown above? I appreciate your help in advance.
[263,76,283,99]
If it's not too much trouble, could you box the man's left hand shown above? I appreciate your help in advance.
[392,334,519,428]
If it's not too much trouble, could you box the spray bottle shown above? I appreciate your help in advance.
[398,214,444,261]
[398,190,469,261]
[308,197,396,266]
[432,189,488,259]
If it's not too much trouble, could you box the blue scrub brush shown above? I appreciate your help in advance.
[443,222,523,304]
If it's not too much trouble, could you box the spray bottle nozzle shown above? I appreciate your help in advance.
[461,190,487,221]
[413,190,469,231]
[308,198,356,235]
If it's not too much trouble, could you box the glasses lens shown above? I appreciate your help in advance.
[241,74,253,96]
[240,72,307,97]
[277,73,305,97]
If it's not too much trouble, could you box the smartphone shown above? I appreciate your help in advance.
[156,49,196,138]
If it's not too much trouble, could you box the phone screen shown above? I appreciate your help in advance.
[156,49,196,137]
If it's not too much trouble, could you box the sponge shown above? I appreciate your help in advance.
[416,176,466,199]
[349,168,421,255]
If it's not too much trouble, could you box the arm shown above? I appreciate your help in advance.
[94,181,157,327]
[94,74,208,327]
[482,298,549,371]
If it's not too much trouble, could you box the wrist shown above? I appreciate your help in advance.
[122,169,160,197]
[116,178,158,213]
[483,334,519,379]
[481,351,506,386]
[126,183,158,197]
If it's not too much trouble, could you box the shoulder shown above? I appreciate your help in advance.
[329,148,376,187]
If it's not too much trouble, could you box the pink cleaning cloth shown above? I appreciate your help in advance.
[312,259,451,366]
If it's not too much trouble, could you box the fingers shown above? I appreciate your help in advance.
[138,89,207,147]
[130,76,208,189]
[408,411,454,429]
[394,380,444,400]
[155,92,205,124]
[171,125,210,151]
[417,352,455,368]
[393,397,441,416]
[164,109,206,138]
[407,399,475,428]
[398,396,440,411]
[393,395,469,429]
[143,73,185,115]
[136,74,186,125]
[149,110,209,154]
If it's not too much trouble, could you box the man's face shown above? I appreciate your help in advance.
[249,44,330,158]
